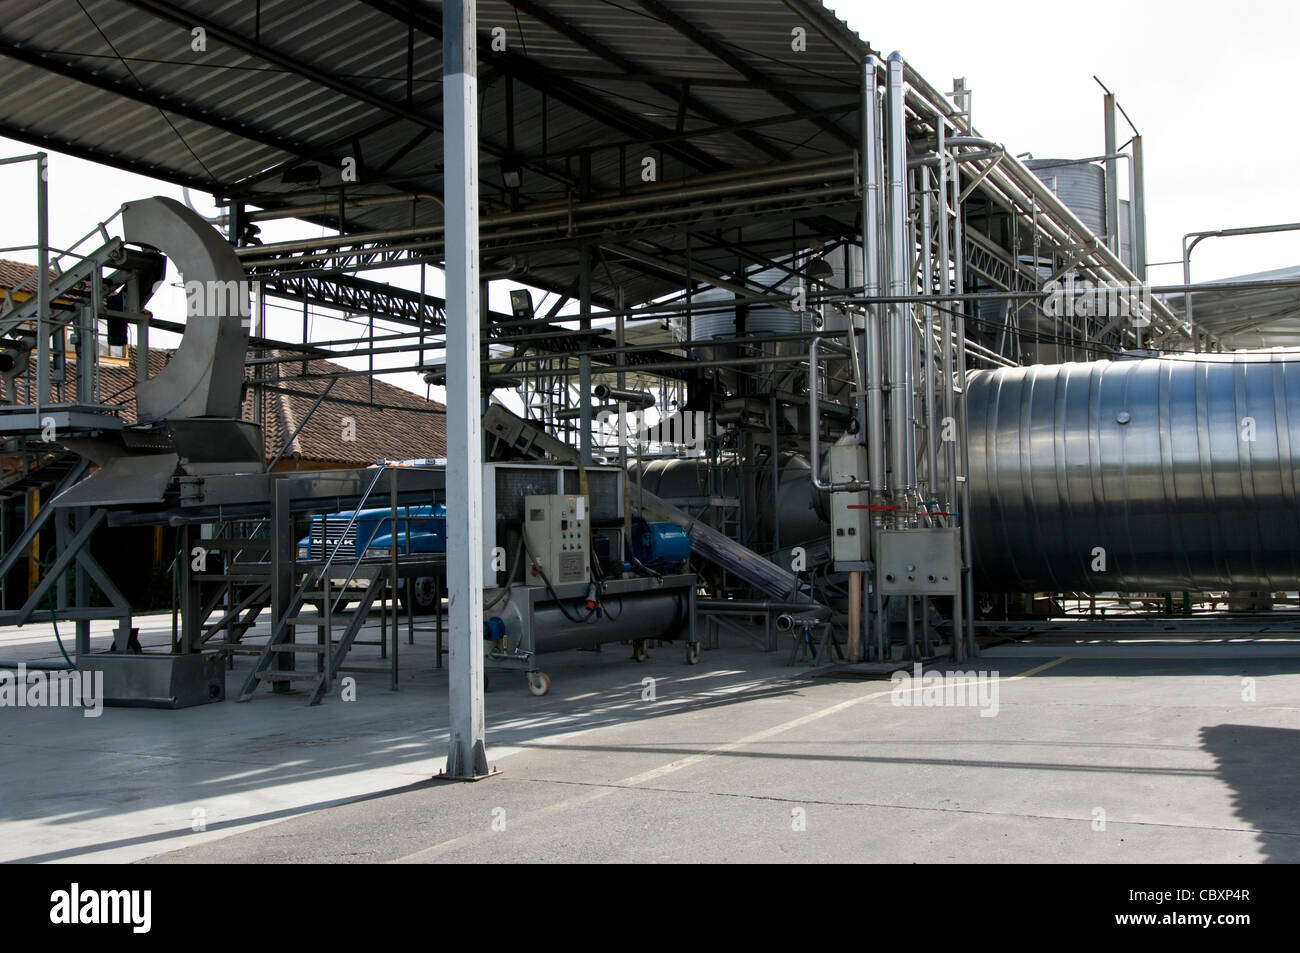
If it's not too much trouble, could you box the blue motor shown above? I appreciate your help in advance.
[631,521,692,572]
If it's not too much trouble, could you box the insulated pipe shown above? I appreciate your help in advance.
[920,165,938,503]
[937,125,965,664]
[950,147,978,655]
[775,605,834,631]
[886,54,916,501]
[862,54,888,503]
[936,125,956,518]
[698,599,830,616]
[898,62,1182,343]
[592,384,655,408]
[907,149,1002,168]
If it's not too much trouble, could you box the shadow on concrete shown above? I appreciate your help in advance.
[0,647,810,861]
[3,778,445,864]
[503,738,1220,779]
[1199,724,1300,863]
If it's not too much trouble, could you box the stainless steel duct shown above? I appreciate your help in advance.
[967,354,1300,592]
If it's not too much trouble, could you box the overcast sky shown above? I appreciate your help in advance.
[2,0,1297,398]
[833,0,1300,280]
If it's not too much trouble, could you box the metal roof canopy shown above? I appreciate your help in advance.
[1166,264,1300,349]
[0,0,870,308]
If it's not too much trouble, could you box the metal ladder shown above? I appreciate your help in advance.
[238,466,397,705]
[188,518,274,658]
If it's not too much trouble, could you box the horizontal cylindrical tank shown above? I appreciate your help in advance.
[967,354,1300,591]
[484,589,690,653]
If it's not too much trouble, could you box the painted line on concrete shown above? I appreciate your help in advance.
[1003,656,1071,679]
[392,656,1071,862]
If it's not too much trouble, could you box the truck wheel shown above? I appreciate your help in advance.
[399,576,439,614]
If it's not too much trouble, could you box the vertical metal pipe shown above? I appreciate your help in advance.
[847,569,862,663]
[862,56,887,502]
[936,127,964,662]
[937,127,956,518]
[949,157,977,657]
[863,54,888,660]
[75,507,90,656]
[1183,235,1197,353]
[769,391,780,553]
[579,243,593,464]
[390,476,399,692]
[35,153,49,411]
[886,54,915,505]
[920,166,938,504]
[442,0,488,779]
[1104,93,1119,255]
[1132,135,1147,284]
[846,245,868,437]
[616,285,626,469]
[904,594,915,659]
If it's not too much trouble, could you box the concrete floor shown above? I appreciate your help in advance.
[1,611,1298,863]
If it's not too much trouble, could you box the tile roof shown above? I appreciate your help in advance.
[249,349,446,468]
[10,345,446,468]
[0,258,70,297]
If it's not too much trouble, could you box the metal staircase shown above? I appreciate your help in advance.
[238,467,398,705]
[188,518,274,658]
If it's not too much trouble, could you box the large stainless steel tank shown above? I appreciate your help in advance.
[633,453,827,548]
[682,247,855,393]
[1025,159,1107,240]
[967,354,1300,591]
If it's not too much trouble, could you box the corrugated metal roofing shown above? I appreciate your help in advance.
[0,0,872,306]
[1165,264,1300,349]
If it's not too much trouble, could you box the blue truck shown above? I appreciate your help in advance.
[296,503,446,612]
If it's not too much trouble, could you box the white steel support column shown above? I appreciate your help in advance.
[442,0,489,780]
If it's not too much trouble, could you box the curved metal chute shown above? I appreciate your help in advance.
[124,195,249,421]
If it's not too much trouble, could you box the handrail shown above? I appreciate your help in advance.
[808,336,867,492]
[319,465,390,603]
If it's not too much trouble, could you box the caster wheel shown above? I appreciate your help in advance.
[685,642,701,665]
[631,640,649,663]
[527,672,551,697]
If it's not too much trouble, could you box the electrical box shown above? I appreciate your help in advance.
[830,443,871,565]
[877,528,961,595]
[523,494,590,587]
[481,463,623,579]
